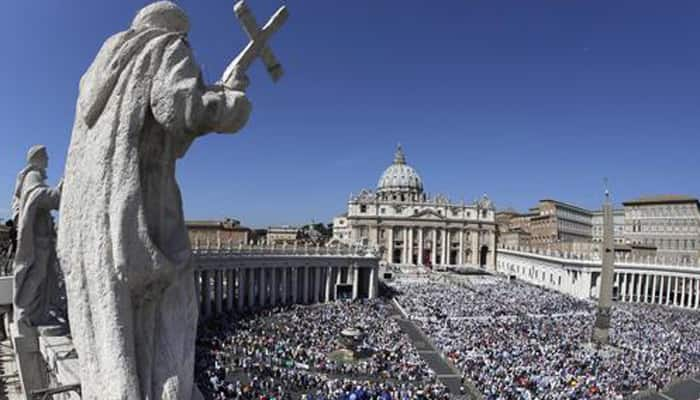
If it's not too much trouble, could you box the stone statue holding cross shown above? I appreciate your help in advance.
[56,1,287,399]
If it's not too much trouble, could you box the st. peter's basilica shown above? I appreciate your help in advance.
[333,145,496,268]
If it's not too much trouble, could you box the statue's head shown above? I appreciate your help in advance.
[27,145,48,170]
[132,1,189,33]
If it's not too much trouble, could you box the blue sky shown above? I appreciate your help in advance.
[1,1,699,227]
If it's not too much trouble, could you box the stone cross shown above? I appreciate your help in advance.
[234,1,285,82]
[221,1,288,85]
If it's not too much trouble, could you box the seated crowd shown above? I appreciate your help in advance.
[392,277,591,319]
[196,299,449,400]
[391,277,700,399]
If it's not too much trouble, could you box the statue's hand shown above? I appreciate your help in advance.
[223,68,249,92]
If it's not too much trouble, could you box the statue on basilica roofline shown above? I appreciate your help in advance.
[477,193,495,210]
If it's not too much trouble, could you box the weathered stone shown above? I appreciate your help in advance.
[57,2,252,399]
[11,145,61,329]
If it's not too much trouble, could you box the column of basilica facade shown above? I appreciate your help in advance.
[333,145,497,268]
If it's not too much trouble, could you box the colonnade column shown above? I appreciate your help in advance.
[621,273,627,302]
[202,270,211,316]
[291,267,299,304]
[248,267,256,309]
[237,268,245,311]
[302,266,310,304]
[674,276,680,306]
[680,277,686,307]
[635,274,642,303]
[314,266,322,303]
[271,268,278,306]
[215,270,223,314]
[325,266,333,302]
[281,267,288,305]
[651,274,658,304]
[694,279,700,309]
[259,268,267,308]
[226,270,234,311]
[417,229,424,266]
[665,276,672,306]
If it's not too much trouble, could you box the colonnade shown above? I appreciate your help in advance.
[497,249,700,310]
[612,272,700,308]
[195,263,379,318]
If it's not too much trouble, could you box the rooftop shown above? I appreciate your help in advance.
[623,195,699,206]
[538,199,594,215]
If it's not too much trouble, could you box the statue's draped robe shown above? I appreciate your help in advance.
[12,169,60,326]
[58,26,249,400]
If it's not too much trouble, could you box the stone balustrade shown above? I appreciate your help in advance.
[498,244,700,267]
[192,241,381,258]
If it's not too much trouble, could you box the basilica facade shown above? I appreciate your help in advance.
[333,146,497,268]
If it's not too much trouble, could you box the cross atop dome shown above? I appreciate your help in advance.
[393,143,406,165]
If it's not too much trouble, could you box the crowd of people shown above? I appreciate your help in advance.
[392,276,591,319]
[195,271,699,399]
[391,276,700,399]
[196,299,449,400]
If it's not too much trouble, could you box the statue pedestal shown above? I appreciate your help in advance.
[37,334,81,400]
[10,322,48,399]
[10,321,79,400]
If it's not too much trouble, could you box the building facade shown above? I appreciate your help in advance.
[266,226,300,245]
[187,218,250,247]
[332,146,497,268]
[623,195,700,264]
[529,199,593,249]
[496,209,534,248]
[592,208,625,244]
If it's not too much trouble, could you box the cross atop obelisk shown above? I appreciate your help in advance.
[592,179,615,345]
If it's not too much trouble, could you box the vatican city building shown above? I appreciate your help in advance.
[333,146,497,268]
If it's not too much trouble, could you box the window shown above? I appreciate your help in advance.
[360,205,367,213]
[380,208,385,214]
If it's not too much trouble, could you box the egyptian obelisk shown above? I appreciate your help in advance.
[592,186,615,345]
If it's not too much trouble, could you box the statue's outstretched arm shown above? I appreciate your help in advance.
[150,36,251,146]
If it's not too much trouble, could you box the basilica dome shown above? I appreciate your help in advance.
[377,145,423,196]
